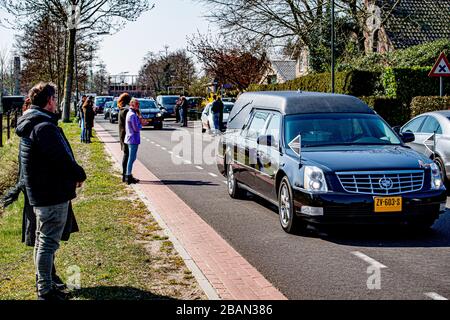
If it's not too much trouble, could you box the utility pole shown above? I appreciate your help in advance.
[331,0,335,94]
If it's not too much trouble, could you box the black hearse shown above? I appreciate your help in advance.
[217,91,447,234]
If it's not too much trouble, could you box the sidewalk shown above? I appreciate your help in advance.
[95,123,287,300]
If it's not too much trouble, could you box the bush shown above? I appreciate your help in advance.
[410,96,450,117]
[360,96,407,126]
[248,70,381,97]
[382,67,450,104]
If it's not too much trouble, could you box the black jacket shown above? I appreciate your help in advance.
[118,106,130,150]
[15,106,86,207]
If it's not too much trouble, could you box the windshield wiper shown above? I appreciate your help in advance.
[228,100,253,123]
[303,142,394,148]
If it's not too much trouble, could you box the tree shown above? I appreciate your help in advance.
[196,0,401,71]
[187,33,270,92]
[92,62,109,95]
[0,46,10,96]
[1,0,154,122]
[139,49,196,95]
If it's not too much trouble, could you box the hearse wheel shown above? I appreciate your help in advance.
[227,163,245,199]
[278,177,306,234]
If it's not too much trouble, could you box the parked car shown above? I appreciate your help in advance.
[217,91,447,234]
[94,96,114,114]
[398,111,450,182]
[138,98,164,130]
[201,102,234,133]
[103,101,114,119]
[156,95,179,118]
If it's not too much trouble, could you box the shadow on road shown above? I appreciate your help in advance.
[139,179,219,187]
[71,286,177,300]
[320,212,450,248]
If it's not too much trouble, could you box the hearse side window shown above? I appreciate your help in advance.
[246,111,270,140]
[265,113,281,149]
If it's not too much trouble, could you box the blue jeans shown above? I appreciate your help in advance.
[213,113,220,131]
[127,144,139,175]
[80,119,86,142]
[34,202,69,296]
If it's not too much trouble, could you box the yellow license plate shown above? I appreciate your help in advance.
[374,197,402,212]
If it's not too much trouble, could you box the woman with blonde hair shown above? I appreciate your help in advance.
[118,93,138,183]
[124,98,142,184]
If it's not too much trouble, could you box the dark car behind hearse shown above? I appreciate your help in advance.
[216,91,447,234]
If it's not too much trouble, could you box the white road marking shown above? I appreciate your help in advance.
[168,151,173,155]
[209,173,218,178]
[151,141,155,144]
[351,251,387,269]
[161,147,167,151]
[223,181,228,185]
[425,292,448,300]
[184,160,192,164]
[195,166,204,170]
[156,144,161,147]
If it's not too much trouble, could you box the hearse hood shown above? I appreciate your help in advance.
[303,146,430,172]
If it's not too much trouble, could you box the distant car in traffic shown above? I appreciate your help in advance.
[398,111,450,183]
[109,100,119,123]
[201,102,234,133]
[94,96,114,114]
[156,95,179,118]
[217,91,447,234]
[138,98,164,130]
[103,101,114,119]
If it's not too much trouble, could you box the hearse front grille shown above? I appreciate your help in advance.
[336,170,424,195]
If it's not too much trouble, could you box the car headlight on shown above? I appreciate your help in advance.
[304,166,328,192]
[430,162,445,190]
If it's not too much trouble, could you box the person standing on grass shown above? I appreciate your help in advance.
[82,97,95,144]
[125,98,142,185]
[78,95,87,141]
[118,93,139,184]
[15,82,86,301]
[1,97,79,294]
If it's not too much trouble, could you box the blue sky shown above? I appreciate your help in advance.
[0,0,214,75]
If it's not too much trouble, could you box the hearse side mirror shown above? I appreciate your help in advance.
[392,125,401,134]
[257,134,274,146]
[400,132,415,143]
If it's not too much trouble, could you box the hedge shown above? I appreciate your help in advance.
[382,67,450,104]
[248,70,381,97]
[360,96,407,126]
[410,96,450,118]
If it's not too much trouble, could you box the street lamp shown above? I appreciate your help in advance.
[331,0,335,94]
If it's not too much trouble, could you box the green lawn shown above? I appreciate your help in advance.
[0,122,205,300]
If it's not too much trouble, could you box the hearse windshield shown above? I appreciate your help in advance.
[284,113,401,148]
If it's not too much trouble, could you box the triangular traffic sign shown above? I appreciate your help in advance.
[429,52,450,77]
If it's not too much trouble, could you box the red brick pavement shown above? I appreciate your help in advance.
[95,124,287,300]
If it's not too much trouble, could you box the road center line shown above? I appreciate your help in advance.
[351,251,387,269]
[195,166,204,170]
[209,173,218,178]
[425,292,448,300]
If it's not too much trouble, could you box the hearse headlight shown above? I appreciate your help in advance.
[430,163,444,190]
[156,113,162,118]
[304,166,328,192]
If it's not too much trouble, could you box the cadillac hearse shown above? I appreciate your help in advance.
[217,91,447,234]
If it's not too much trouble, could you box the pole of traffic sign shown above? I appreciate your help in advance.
[440,77,444,97]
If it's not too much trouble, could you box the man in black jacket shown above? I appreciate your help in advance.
[16,82,86,300]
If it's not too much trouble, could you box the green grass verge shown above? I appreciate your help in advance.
[0,122,205,300]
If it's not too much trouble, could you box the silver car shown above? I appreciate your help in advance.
[400,110,450,180]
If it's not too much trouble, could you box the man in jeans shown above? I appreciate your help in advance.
[211,95,224,134]
[16,82,86,300]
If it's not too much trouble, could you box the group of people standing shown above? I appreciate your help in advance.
[175,96,189,127]
[77,95,96,144]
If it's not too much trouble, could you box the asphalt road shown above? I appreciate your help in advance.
[97,117,450,300]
